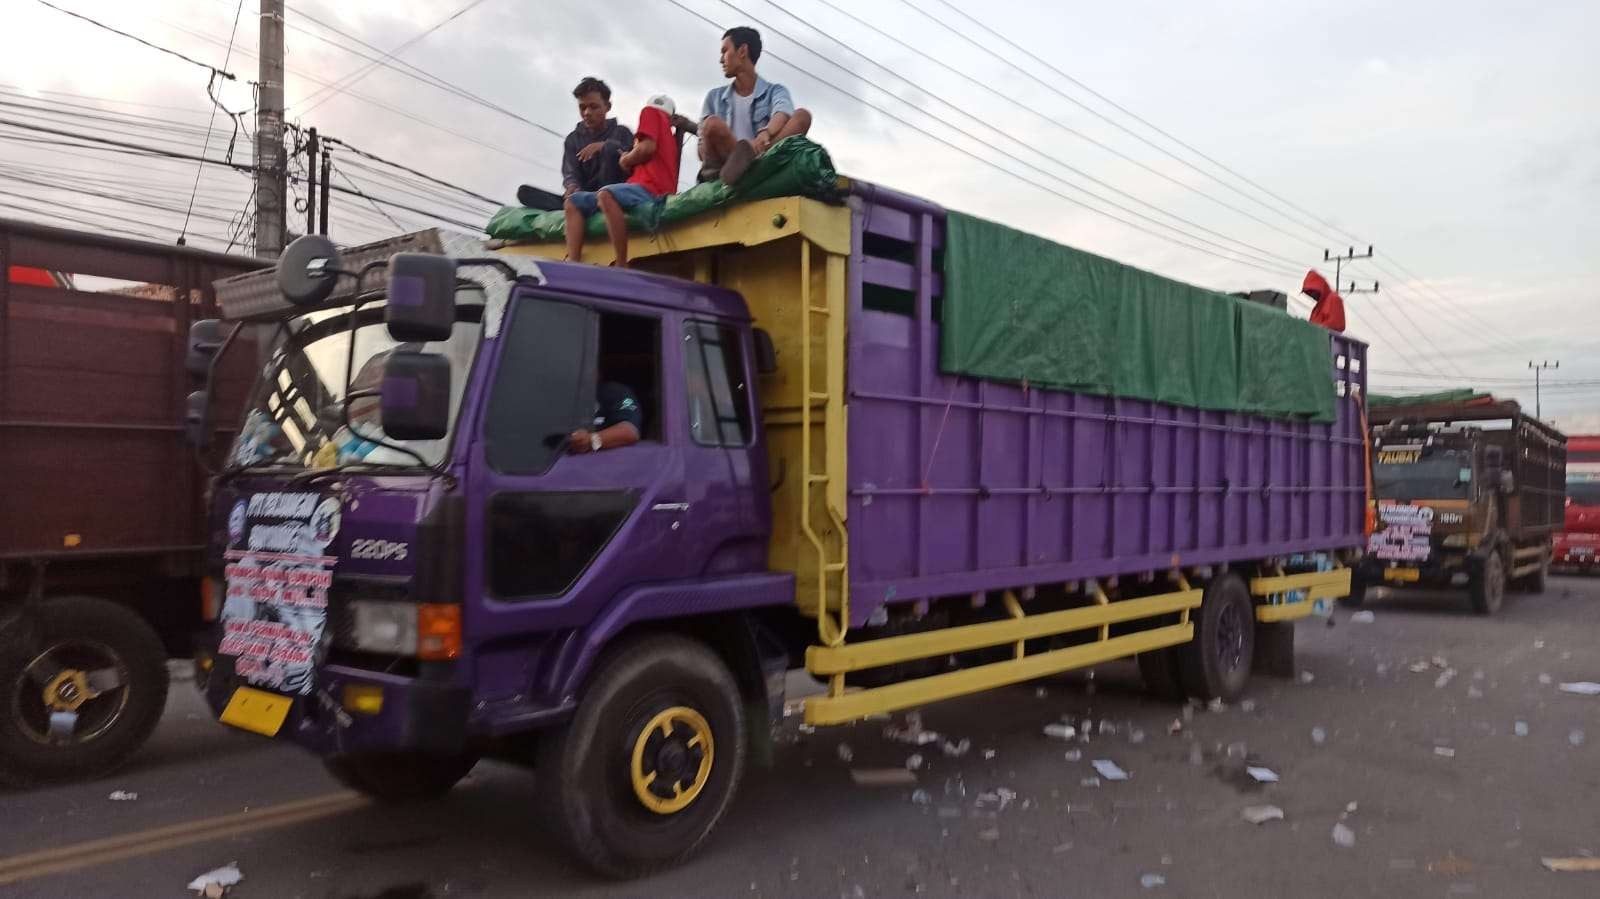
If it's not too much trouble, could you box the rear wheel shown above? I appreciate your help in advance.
[1469,551,1506,615]
[322,752,479,801]
[536,634,745,878]
[1176,574,1255,702]
[0,596,169,787]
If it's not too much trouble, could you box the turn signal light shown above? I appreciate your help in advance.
[417,604,461,660]
[342,684,385,716]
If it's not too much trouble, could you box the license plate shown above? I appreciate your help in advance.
[1384,567,1421,583]
[220,686,293,737]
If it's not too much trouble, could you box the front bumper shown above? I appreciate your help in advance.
[1356,553,1468,587]
[1554,535,1599,567]
[202,656,471,756]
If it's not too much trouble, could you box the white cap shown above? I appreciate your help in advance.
[645,93,676,116]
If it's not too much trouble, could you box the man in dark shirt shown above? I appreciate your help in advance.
[567,381,642,454]
[520,77,633,208]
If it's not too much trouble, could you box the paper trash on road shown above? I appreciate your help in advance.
[1542,857,1600,872]
[1140,873,1166,889]
[1434,746,1456,758]
[187,864,242,897]
[1246,766,1280,783]
[1242,804,1285,825]
[849,767,918,786]
[1043,723,1077,740]
[1332,822,1357,848]
[1557,682,1600,696]
[107,790,138,801]
[1350,611,1375,623]
[1091,759,1130,781]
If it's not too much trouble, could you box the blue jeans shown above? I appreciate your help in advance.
[567,182,658,216]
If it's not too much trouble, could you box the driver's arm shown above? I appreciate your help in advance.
[569,383,644,454]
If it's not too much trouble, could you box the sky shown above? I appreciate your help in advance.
[3,0,1597,426]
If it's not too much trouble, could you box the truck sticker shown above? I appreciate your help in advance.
[1368,502,1434,561]
[1377,449,1422,465]
[219,492,338,695]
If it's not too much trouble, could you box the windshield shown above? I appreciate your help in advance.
[1374,446,1471,501]
[229,286,485,471]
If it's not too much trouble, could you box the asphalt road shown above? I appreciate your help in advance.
[3,577,1598,898]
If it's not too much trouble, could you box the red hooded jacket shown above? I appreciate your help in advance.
[1302,270,1346,332]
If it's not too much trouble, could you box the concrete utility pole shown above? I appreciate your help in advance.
[1529,360,1559,419]
[253,0,286,259]
[1325,246,1380,295]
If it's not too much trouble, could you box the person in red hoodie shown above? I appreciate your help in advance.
[563,94,681,268]
[1302,270,1346,332]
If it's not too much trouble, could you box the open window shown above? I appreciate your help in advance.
[684,320,752,447]
[597,311,662,442]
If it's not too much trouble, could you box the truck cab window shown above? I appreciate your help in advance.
[484,297,593,473]
[684,321,751,447]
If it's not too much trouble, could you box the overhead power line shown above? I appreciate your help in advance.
[182,0,248,245]
[667,0,1298,279]
[33,0,239,82]
[725,0,1306,273]
[295,0,494,116]
[318,133,502,206]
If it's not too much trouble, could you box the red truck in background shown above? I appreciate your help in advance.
[1554,434,1600,572]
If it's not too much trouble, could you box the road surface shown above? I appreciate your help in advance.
[2,577,1597,898]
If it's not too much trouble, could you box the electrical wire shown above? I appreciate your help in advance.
[295,0,494,116]
[182,0,247,245]
[32,0,239,82]
[317,134,501,206]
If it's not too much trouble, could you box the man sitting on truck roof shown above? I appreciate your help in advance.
[682,26,813,186]
[562,95,681,267]
[520,77,632,209]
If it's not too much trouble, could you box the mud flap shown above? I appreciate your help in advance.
[1253,621,1296,679]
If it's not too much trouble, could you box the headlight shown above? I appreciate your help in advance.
[1441,534,1468,548]
[349,600,418,655]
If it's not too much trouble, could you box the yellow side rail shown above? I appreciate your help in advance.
[804,584,1201,726]
[1250,567,1351,623]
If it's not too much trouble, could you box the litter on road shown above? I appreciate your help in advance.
[1242,804,1285,825]
[1332,822,1357,848]
[1435,669,1457,689]
[1350,611,1375,623]
[1091,759,1130,781]
[1514,721,1530,737]
[187,864,242,898]
[1434,747,1457,758]
[1311,726,1328,745]
[1542,857,1600,872]
[1246,766,1280,783]
[1044,723,1078,740]
[1140,873,1166,889]
[1557,682,1600,696]
[107,790,138,801]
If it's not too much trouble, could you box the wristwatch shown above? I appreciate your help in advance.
[590,432,604,452]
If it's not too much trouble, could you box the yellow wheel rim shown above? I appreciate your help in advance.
[629,706,715,815]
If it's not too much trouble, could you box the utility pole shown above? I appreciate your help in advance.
[253,0,286,259]
[304,127,318,237]
[1325,246,1380,295]
[1529,360,1559,419]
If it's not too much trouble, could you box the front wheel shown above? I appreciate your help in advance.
[0,596,169,787]
[1176,573,1255,702]
[322,752,479,801]
[1470,551,1506,615]
[536,634,746,878]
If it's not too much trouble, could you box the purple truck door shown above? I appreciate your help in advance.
[463,296,692,636]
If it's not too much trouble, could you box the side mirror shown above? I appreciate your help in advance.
[753,327,778,375]
[380,351,451,441]
[1484,446,1504,470]
[277,235,343,306]
[186,319,227,380]
[386,253,456,343]
[184,390,212,448]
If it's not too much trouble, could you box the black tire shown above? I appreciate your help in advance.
[1137,648,1185,701]
[1469,551,1506,615]
[323,751,479,801]
[0,596,169,787]
[536,634,746,878]
[1176,574,1255,702]
[1343,576,1367,607]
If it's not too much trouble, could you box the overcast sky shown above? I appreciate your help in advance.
[3,0,1597,426]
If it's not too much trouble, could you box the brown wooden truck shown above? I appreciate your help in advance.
[1352,396,1565,614]
[0,218,261,785]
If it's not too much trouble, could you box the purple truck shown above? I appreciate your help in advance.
[187,185,1367,877]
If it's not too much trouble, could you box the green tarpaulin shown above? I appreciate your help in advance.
[941,212,1337,422]
[1370,389,1489,408]
[484,136,838,242]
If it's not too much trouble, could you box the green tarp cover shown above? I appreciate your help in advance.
[941,212,1336,422]
[484,136,838,242]
[1370,389,1488,408]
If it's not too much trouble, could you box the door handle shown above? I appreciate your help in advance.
[651,502,690,513]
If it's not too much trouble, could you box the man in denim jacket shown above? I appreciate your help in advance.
[683,27,813,186]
